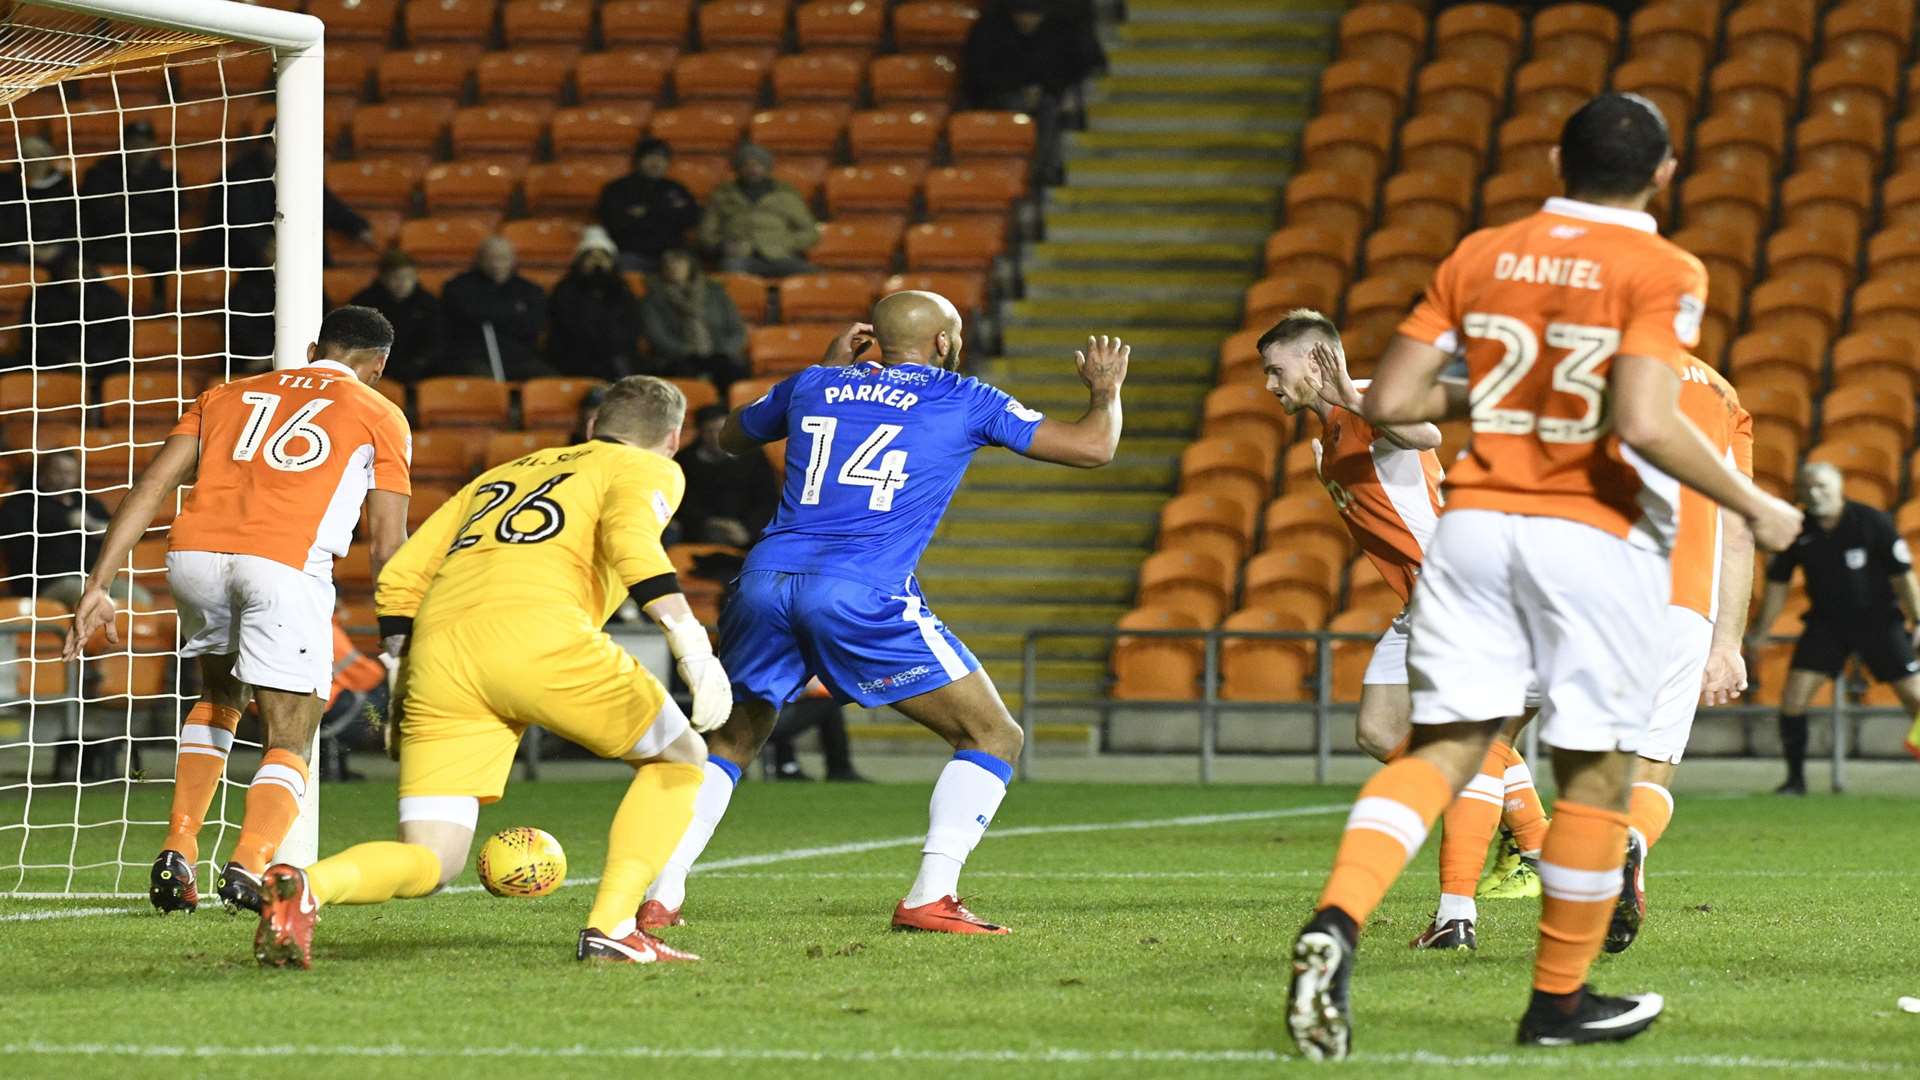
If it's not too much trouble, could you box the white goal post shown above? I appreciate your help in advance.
[0,0,326,897]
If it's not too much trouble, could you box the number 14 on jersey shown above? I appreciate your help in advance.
[798,415,911,511]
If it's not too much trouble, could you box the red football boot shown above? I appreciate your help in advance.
[890,895,1010,935]
[577,926,700,963]
[637,899,684,930]
[254,864,318,970]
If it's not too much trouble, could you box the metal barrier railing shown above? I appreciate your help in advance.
[1018,628,1886,789]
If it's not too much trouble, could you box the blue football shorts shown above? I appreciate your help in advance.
[719,570,980,708]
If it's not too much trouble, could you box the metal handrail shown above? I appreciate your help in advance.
[1017,628,1883,789]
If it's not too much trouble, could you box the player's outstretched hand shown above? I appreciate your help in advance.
[1699,645,1748,706]
[1749,492,1805,552]
[59,586,116,662]
[1074,335,1129,396]
[678,653,734,733]
[825,322,875,363]
[1309,340,1358,408]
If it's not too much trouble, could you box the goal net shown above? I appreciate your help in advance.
[0,0,323,898]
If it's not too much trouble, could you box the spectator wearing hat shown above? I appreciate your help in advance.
[0,135,78,257]
[351,250,443,383]
[963,0,1106,183]
[546,226,645,378]
[638,247,748,387]
[78,121,182,272]
[441,235,549,380]
[596,137,701,271]
[674,403,779,547]
[699,144,818,278]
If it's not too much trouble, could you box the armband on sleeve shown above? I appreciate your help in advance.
[378,615,414,639]
[627,572,682,608]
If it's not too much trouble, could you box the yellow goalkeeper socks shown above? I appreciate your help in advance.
[586,761,705,934]
[306,842,443,906]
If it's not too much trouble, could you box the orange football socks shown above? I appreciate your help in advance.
[1628,781,1675,851]
[1437,743,1507,905]
[229,748,308,875]
[162,701,244,865]
[1533,800,1629,995]
[1497,740,1548,855]
[1316,756,1454,926]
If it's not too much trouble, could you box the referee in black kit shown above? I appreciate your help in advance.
[1745,463,1920,793]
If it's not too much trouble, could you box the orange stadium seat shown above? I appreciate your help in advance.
[1848,278,1920,341]
[777,272,877,324]
[376,46,478,99]
[403,0,493,43]
[1301,112,1394,183]
[1823,385,1915,447]
[1243,548,1340,617]
[1263,224,1352,299]
[1709,56,1799,123]
[1412,57,1507,128]
[326,159,422,213]
[351,101,454,159]
[946,111,1038,163]
[1284,171,1375,251]
[718,272,772,323]
[1243,276,1336,333]
[1362,226,1452,285]
[1109,607,1204,701]
[415,377,512,428]
[521,377,606,429]
[551,104,653,159]
[1680,170,1770,240]
[1692,109,1788,179]
[871,54,961,106]
[1831,331,1917,396]
[1826,0,1910,61]
[1397,113,1486,179]
[1884,167,1920,223]
[1136,550,1232,628]
[796,0,885,53]
[500,218,583,269]
[1808,440,1898,508]
[647,105,749,156]
[1725,0,1815,68]
[923,163,1025,218]
[486,429,572,467]
[825,163,924,217]
[600,0,692,47]
[751,106,850,157]
[308,0,397,43]
[1748,274,1846,350]
[674,51,768,102]
[892,1,979,52]
[1202,383,1291,448]
[1381,170,1474,240]
[750,325,841,375]
[573,49,675,105]
[849,107,944,162]
[1157,492,1254,573]
[1479,169,1560,227]
[1511,55,1607,120]
[699,1,788,49]
[1530,2,1618,69]
[422,162,518,217]
[1868,222,1920,280]
[409,430,479,486]
[1434,3,1524,69]
[1179,436,1272,516]
[1329,607,1395,703]
[397,217,493,267]
[728,376,780,411]
[810,218,906,272]
[1317,58,1407,120]
[1337,2,1427,69]
[904,219,1003,271]
[1810,54,1899,119]
[772,52,864,103]
[475,49,575,103]
[1496,112,1563,174]
[1219,608,1314,703]
[1730,329,1822,401]
[501,0,592,47]
[1627,2,1716,70]
[1280,441,1320,494]
[523,161,624,217]
[1674,224,1756,292]
[450,105,546,164]
[1795,111,1885,178]
[665,156,732,200]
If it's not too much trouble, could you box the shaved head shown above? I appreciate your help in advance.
[873,290,963,369]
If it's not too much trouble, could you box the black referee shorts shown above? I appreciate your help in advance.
[1790,618,1920,684]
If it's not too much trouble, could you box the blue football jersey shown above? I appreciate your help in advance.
[735,360,1045,588]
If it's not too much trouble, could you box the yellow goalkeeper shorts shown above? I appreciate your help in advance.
[395,612,687,802]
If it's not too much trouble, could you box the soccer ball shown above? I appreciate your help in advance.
[476,826,567,898]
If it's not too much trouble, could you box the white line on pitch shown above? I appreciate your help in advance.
[0,1041,1907,1073]
[0,803,1350,916]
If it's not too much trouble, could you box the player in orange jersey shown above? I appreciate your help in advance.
[1284,95,1802,1060]
[1260,311,1550,955]
[61,307,411,916]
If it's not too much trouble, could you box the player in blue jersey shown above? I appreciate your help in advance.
[637,290,1129,934]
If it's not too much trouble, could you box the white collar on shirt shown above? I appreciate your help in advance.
[1541,195,1658,235]
[308,358,358,380]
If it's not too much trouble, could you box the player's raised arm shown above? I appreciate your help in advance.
[1309,340,1441,450]
[60,433,198,660]
[1361,335,1468,427]
[1022,334,1128,468]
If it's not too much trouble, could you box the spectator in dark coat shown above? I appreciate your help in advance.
[0,136,78,258]
[23,245,129,370]
[546,226,644,377]
[195,123,376,267]
[963,0,1105,182]
[350,250,442,383]
[78,121,182,272]
[596,137,701,271]
[638,248,748,387]
[0,450,145,607]
[227,234,276,370]
[441,235,549,380]
[674,404,778,547]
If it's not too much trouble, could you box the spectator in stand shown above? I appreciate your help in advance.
[0,136,78,258]
[597,137,701,271]
[350,250,442,383]
[962,0,1106,183]
[196,120,376,267]
[700,144,818,278]
[227,234,276,370]
[78,121,181,272]
[441,235,549,380]
[22,244,130,369]
[0,450,146,608]
[673,404,778,547]
[546,226,644,378]
[638,248,748,387]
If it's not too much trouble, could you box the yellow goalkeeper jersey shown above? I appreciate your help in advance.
[377,438,684,633]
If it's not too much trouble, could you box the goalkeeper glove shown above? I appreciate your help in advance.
[663,617,733,733]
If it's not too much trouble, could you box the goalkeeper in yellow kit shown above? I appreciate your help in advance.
[251,376,734,969]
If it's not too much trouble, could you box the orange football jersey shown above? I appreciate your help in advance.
[169,360,412,575]
[1315,396,1445,605]
[1669,359,1753,619]
[1397,197,1708,549]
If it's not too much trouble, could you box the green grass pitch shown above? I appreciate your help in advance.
[2,779,1917,1078]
